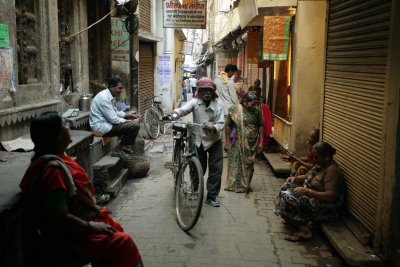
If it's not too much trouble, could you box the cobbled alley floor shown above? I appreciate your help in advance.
[106,127,347,267]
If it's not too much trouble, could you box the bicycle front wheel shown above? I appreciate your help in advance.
[175,156,204,231]
[144,108,160,138]
[173,140,184,184]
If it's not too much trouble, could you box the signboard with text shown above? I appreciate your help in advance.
[111,17,130,62]
[163,0,207,29]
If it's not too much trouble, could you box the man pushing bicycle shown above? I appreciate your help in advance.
[170,77,225,207]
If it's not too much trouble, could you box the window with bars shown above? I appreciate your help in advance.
[58,0,73,93]
[16,0,41,85]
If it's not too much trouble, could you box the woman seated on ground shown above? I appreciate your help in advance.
[281,128,320,176]
[19,112,143,267]
[275,141,345,242]
[224,91,264,193]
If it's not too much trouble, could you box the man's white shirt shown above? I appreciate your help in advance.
[173,98,224,150]
[89,89,126,135]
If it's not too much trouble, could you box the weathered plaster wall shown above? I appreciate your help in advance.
[211,0,240,44]
[290,0,327,155]
[0,1,61,141]
[0,0,16,111]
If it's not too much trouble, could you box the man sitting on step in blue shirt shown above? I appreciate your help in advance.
[89,77,140,155]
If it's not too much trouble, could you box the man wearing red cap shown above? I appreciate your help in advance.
[171,77,224,207]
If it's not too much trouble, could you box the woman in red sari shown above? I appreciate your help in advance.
[20,112,143,267]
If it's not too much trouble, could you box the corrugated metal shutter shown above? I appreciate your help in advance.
[139,42,154,115]
[322,0,391,234]
[139,0,151,32]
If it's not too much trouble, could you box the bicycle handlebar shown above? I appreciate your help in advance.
[173,121,203,127]
[162,115,203,127]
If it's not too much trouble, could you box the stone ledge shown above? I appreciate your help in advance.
[263,152,291,175]
[321,221,384,267]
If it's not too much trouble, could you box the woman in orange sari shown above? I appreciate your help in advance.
[20,112,143,267]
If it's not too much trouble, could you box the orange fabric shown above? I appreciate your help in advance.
[261,104,272,147]
[20,156,143,267]
[86,209,143,267]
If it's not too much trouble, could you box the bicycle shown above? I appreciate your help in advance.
[164,116,204,232]
[143,94,165,139]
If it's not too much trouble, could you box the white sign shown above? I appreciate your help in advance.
[157,55,171,83]
[163,0,207,29]
[216,53,229,74]
[181,41,193,55]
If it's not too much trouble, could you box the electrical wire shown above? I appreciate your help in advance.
[63,7,116,39]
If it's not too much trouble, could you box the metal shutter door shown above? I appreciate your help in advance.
[139,0,151,32]
[139,42,154,115]
[322,0,391,234]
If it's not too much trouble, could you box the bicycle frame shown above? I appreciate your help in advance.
[171,121,201,179]
[169,120,204,231]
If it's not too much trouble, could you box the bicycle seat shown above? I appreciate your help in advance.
[172,123,187,134]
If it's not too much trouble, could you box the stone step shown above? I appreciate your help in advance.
[90,136,118,164]
[93,154,124,186]
[103,168,128,197]
[321,221,384,266]
[263,152,291,175]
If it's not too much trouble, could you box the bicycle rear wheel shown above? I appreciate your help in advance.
[144,108,160,138]
[175,156,204,231]
[157,107,166,134]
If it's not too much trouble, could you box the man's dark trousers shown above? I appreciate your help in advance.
[104,121,140,147]
[196,140,223,201]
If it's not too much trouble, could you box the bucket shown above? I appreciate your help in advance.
[79,94,92,111]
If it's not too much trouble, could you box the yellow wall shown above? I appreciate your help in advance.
[257,0,297,7]
[290,0,327,155]
[272,0,327,156]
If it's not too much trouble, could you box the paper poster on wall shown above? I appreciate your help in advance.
[263,16,290,61]
[0,48,16,94]
[111,17,130,62]
[157,55,171,83]
[216,53,229,74]
[181,41,194,55]
[0,24,10,48]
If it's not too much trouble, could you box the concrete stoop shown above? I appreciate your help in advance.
[262,152,384,266]
[92,153,127,198]
[263,152,291,176]
[321,222,384,266]
[103,168,128,197]
[90,136,118,164]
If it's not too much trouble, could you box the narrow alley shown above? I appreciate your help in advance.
[106,126,346,267]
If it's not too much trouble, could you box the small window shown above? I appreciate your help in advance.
[58,0,74,93]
